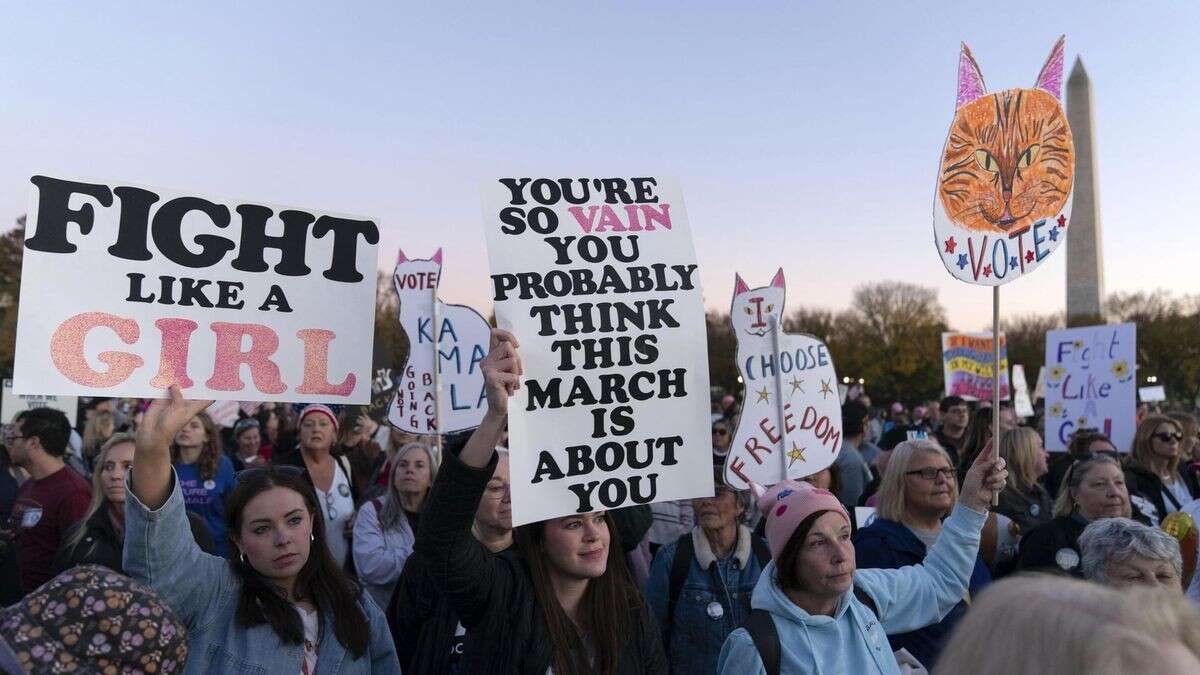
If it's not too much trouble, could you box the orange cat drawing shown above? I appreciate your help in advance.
[938,37,1075,235]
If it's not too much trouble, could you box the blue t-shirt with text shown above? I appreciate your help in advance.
[174,455,236,557]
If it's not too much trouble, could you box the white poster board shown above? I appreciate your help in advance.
[482,176,712,526]
[13,176,378,403]
[1011,364,1034,418]
[1,379,78,426]
[1044,323,1136,451]
[386,249,490,435]
[723,270,842,490]
[1138,386,1166,403]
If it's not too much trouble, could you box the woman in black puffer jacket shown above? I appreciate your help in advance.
[414,330,667,675]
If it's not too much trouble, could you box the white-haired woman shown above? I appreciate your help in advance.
[1016,453,1132,575]
[1079,517,1183,592]
[352,442,439,608]
[852,439,992,670]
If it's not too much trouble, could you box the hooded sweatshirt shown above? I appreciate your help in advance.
[717,503,986,675]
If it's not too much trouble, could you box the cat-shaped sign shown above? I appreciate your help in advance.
[386,249,491,435]
[723,269,842,490]
[934,36,1075,285]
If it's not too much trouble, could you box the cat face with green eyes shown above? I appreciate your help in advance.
[937,37,1075,236]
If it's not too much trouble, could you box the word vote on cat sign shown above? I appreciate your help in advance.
[482,176,712,526]
[386,247,491,435]
[933,36,1075,285]
[13,176,378,403]
[723,269,842,490]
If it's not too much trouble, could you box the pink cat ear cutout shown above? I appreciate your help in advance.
[956,42,987,109]
[431,248,443,265]
[396,248,408,264]
[770,268,785,289]
[1034,35,1066,100]
[733,274,749,295]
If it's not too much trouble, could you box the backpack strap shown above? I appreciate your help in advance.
[663,533,695,649]
[853,583,879,620]
[745,609,781,675]
[750,535,771,570]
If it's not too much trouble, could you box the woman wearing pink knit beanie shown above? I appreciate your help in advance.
[718,444,1008,675]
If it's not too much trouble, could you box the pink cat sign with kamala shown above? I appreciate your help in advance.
[933,37,1075,285]
[13,176,378,403]
[723,269,842,490]
[386,248,491,435]
[482,176,712,526]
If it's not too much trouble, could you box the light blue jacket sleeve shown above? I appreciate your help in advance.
[352,501,414,586]
[853,503,986,634]
[361,591,404,674]
[717,627,767,675]
[122,469,235,633]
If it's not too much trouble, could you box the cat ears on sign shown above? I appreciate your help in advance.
[955,35,1066,109]
[395,248,444,264]
[732,268,785,295]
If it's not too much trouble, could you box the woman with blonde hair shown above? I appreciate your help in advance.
[933,575,1200,674]
[54,433,214,573]
[995,427,1052,533]
[853,439,992,669]
[1125,414,1198,526]
[1016,453,1132,575]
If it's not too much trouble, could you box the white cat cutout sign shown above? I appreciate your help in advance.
[387,248,491,435]
[723,269,843,490]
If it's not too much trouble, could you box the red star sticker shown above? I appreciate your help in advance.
[944,237,957,254]
[1057,214,1067,228]
[1025,250,1035,263]
[982,265,992,278]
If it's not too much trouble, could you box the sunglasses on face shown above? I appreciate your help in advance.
[1153,432,1183,443]
[905,467,956,481]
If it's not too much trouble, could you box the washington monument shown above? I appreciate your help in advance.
[1066,57,1105,324]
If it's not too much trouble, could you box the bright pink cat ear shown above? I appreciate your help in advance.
[733,274,749,295]
[431,248,443,265]
[1034,35,1066,100]
[956,42,987,109]
[770,268,785,289]
[396,248,408,264]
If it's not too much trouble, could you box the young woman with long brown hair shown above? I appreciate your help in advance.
[416,329,667,674]
[125,387,400,673]
[171,410,237,557]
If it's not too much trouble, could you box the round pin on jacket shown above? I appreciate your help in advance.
[706,601,724,620]
[203,479,216,491]
[1055,547,1080,571]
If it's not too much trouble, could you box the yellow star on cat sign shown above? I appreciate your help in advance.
[788,443,807,467]
[756,387,770,403]
[789,376,804,396]
[819,379,833,399]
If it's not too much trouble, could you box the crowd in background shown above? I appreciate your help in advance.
[0,352,1197,673]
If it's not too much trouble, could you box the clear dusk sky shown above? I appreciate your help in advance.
[0,2,1195,331]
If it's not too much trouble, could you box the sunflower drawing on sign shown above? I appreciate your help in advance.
[934,36,1076,285]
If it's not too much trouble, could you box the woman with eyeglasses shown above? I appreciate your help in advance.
[172,411,237,558]
[123,388,401,673]
[1016,453,1133,576]
[416,329,668,674]
[1123,415,1198,526]
[54,433,215,573]
[351,442,438,609]
[852,439,992,670]
[272,405,359,570]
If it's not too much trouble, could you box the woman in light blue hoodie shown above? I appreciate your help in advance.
[717,442,1007,675]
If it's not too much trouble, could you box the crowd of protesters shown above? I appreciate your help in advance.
[0,337,1197,673]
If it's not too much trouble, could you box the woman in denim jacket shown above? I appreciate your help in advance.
[124,387,401,674]
[645,466,768,675]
